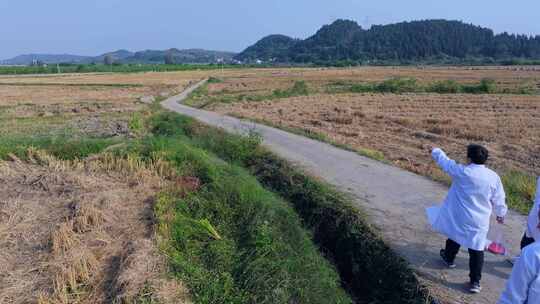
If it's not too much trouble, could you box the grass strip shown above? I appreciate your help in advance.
[327,77,535,95]
[0,111,353,304]
[0,136,121,160]
[147,135,352,304]
[157,111,434,303]
[183,80,311,109]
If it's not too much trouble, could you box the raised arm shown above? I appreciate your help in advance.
[491,177,508,218]
[431,148,463,178]
[498,245,538,304]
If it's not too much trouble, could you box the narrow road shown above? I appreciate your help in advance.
[163,80,527,304]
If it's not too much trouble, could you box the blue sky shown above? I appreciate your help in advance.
[1,0,539,58]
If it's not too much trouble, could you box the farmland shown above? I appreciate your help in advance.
[0,71,211,139]
[0,70,375,304]
[0,71,208,303]
[185,66,540,213]
[2,66,539,303]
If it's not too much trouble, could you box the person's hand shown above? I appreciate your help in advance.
[496,216,505,224]
[425,144,434,154]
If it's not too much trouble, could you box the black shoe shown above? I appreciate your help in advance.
[440,249,456,269]
[469,282,482,294]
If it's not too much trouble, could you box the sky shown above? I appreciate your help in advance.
[1,0,540,59]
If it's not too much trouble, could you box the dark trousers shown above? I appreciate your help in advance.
[444,239,484,284]
[521,233,535,250]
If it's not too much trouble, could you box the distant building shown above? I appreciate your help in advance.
[30,59,47,67]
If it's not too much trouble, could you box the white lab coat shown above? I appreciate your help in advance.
[498,242,540,304]
[525,177,540,241]
[429,148,508,251]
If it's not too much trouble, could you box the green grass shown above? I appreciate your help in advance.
[183,81,311,109]
[1,109,353,303]
[183,84,213,108]
[271,80,310,98]
[502,171,538,214]
[327,77,536,95]
[0,136,121,160]
[155,112,433,303]
[143,113,354,303]
[207,76,223,83]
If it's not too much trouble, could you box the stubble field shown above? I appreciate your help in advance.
[0,71,211,138]
[214,92,540,176]
[2,66,540,303]
[0,68,360,304]
[187,66,540,211]
[0,71,209,303]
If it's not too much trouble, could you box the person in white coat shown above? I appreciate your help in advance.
[520,177,540,249]
[498,242,540,304]
[429,144,508,294]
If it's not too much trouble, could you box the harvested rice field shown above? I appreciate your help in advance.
[213,92,540,176]
[190,66,540,178]
[0,151,191,304]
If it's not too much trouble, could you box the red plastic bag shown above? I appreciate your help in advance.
[487,224,507,255]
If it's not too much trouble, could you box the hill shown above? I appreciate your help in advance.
[90,49,135,63]
[235,19,540,63]
[125,48,235,64]
[2,54,92,65]
[2,49,236,65]
[237,35,300,62]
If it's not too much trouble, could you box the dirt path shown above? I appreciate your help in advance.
[163,80,527,304]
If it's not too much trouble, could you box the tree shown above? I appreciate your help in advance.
[237,19,540,64]
[164,51,175,64]
[104,55,114,65]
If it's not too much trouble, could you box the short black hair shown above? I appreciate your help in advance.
[467,144,489,165]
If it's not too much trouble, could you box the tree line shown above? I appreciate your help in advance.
[236,19,540,64]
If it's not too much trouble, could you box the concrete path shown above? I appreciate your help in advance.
[163,80,527,304]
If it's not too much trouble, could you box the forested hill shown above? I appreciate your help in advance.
[235,19,540,64]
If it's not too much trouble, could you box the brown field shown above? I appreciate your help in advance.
[1,67,539,303]
[205,66,540,96]
[0,151,191,303]
[0,71,212,138]
[0,71,207,303]
[214,93,540,176]
[201,66,540,178]
[0,85,157,106]
[0,71,210,86]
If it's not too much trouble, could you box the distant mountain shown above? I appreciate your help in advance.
[125,48,236,64]
[3,54,92,65]
[91,49,135,63]
[235,19,540,63]
[2,49,236,65]
[236,35,300,62]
